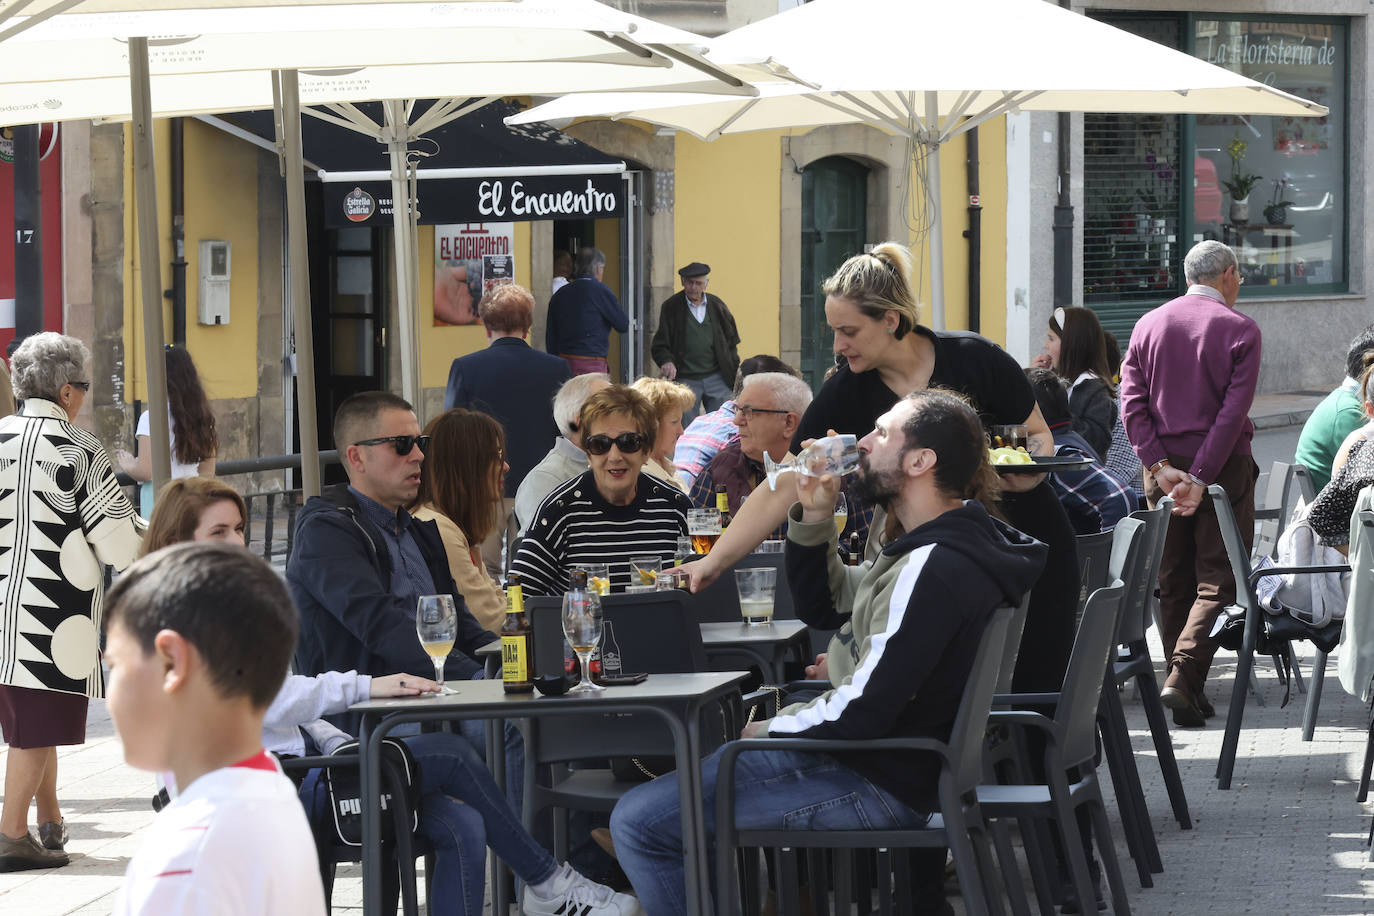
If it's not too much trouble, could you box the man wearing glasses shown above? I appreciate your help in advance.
[1120,239,1262,728]
[287,391,495,731]
[687,373,813,540]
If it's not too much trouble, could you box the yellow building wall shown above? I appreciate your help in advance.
[673,131,783,360]
[122,119,261,402]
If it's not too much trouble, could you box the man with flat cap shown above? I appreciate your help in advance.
[651,262,741,422]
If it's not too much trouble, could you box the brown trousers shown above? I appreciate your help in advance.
[1144,452,1257,694]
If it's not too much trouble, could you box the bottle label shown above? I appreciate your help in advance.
[501,635,530,683]
[716,491,729,513]
[505,584,524,615]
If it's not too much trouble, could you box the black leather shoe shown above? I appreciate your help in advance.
[0,832,69,872]
[1162,686,1207,728]
[38,819,67,851]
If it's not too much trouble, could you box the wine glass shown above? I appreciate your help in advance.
[833,491,849,538]
[416,595,458,695]
[764,434,860,490]
[562,586,605,695]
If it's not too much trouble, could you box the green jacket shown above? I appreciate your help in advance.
[650,291,741,387]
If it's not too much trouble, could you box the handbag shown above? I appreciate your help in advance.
[323,738,420,847]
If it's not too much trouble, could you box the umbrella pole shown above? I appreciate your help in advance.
[276,70,322,499]
[384,100,420,409]
[127,37,172,494]
[924,91,946,331]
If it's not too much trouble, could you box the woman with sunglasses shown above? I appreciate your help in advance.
[510,385,691,596]
[1033,306,1117,460]
[409,409,510,633]
[630,376,697,492]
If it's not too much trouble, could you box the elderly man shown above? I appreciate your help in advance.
[544,248,627,376]
[651,262,741,421]
[689,372,812,536]
[1120,239,1262,728]
[515,373,611,536]
[674,354,800,491]
[444,284,571,576]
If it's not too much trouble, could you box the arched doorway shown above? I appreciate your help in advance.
[800,156,869,389]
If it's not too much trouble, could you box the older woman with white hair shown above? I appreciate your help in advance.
[0,333,144,871]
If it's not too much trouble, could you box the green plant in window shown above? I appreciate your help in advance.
[1220,133,1261,200]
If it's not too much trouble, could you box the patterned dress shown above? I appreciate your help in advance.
[1310,430,1374,549]
[0,399,144,698]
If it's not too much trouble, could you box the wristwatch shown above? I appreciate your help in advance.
[1148,459,1170,473]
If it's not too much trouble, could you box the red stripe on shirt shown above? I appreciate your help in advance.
[230,750,278,773]
[154,869,194,878]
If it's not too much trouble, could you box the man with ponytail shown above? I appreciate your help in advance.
[610,390,1047,916]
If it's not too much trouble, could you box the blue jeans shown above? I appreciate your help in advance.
[301,731,557,916]
[610,743,928,916]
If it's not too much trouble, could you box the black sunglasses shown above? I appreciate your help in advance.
[354,434,430,456]
[583,432,645,456]
[69,381,91,392]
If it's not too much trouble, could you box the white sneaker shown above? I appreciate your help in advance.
[521,863,644,916]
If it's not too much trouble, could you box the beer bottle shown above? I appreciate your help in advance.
[847,533,863,567]
[715,484,732,529]
[500,574,535,693]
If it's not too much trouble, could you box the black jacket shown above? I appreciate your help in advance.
[650,292,741,386]
[444,337,572,496]
[287,488,496,729]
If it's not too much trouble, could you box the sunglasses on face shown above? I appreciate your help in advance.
[354,434,430,456]
[583,432,645,456]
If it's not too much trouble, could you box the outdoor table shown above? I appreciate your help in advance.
[699,620,811,684]
[351,671,750,916]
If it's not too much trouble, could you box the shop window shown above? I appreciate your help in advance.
[1083,13,1347,336]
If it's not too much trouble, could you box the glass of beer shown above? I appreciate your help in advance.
[833,491,849,537]
[734,567,777,626]
[415,594,458,695]
[688,508,722,555]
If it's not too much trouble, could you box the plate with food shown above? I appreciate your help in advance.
[990,450,1095,474]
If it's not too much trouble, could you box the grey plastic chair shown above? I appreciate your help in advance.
[713,605,1018,916]
[978,579,1132,916]
[1209,484,1350,790]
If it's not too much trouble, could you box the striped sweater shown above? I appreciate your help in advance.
[510,470,690,596]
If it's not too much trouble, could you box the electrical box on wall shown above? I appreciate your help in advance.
[197,240,231,325]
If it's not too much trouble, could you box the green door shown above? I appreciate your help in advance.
[801,157,869,390]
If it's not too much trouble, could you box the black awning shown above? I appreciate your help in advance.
[219,99,624,227]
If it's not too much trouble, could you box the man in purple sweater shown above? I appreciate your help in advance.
[1120,240,1261,728]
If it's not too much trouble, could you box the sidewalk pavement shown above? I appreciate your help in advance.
[1249,388,1335,431]
[5,622,1374,914]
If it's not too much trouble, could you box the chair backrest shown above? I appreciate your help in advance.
[947,605,1015,795]
[1055,578,1126,767]
[688,562,744,623]
[1254,461,1317,561]
[1115,501,1170,644]
[1074,529,1116,623]
[994,591,1034,694]
[1105,516,1148,643]
[528,591,709,677]
[1208,484,1259,617]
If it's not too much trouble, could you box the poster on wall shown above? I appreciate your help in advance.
[433,223,515,326]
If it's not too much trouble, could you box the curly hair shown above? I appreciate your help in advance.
[10,332,88,402]
[409,409,506,544]
[478,284,535,335]
[165,346,218,466]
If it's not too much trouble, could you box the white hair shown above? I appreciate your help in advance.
[11,332,89,402]
[1183,240,1238,285]
[552,372,610,438]
[740,372,813,417]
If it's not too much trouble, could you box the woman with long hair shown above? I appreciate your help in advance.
[145,478,640,916]
[1035,306,1117,459]
[118,345,218,514]
[409,409,509,632]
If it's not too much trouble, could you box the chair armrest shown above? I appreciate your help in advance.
[987,709,1058,742]
[1249,564,1351,588]
[782,679,829,693]
[992,691,1061,706]
[277,754,348,772]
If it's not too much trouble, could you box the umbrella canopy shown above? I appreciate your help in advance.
[509,0,1328,328]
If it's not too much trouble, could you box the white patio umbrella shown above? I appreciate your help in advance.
[0,0,792,498]
[509,0,1328,330]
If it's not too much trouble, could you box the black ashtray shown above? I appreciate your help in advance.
[533,674,570,697]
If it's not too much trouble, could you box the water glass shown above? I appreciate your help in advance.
[734,567,777,626]
[630,555,662,588]
[573,562,611,595]
[754,539,785,554]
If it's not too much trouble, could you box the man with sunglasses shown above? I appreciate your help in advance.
[287,391,496,731]
[1120,239,1262,728]
[511,386,692,596]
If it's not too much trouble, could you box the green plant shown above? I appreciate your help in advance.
[1263,178,1293,223]
[1222,133,1262,199]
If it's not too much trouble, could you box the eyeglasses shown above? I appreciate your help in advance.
[354,434,430,456]
[583,432,645,456]
[68,381,91,392]
[1233,266,1245,286]
[735,404,790,421]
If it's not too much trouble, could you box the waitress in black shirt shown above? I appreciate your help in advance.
[682,243,1078,700]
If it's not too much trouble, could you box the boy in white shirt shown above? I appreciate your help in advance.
[105,542,325,915]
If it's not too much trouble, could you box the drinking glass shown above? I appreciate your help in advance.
[687,507,722,555]
[754,539,785,554]
[735,567,777,626]
[562,586,605,694]
[416,594,458,695]
[833,491,849,537]
[764,434,860,490]
[991,424,1030,451]
[573,562,611,595]
[630,555,662,588]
